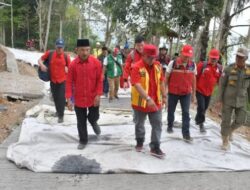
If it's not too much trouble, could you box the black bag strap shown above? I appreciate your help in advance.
[111,56,122,69]
[64,53,68,66]
[47,50,54,65]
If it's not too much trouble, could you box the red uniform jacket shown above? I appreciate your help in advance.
[65,56,103,108]
[131,60,164,112]
[196,61,222,96]
[168,58,196,95]
[123,50,142,80]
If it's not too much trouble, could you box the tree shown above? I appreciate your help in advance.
[44,0,53,51]
[215,0,250,59]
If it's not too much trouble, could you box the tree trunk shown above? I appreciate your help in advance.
[200,19,211,61]
[104,12,111,46]
[11,0,14,48]
[78,4,84,39]
[2,25,6,45]
[215,0,233,52]
[59,16,63,38]
[245,24,250,48]
[26,15,30,40]
[193,26,203,62]
[168,37,173,58]
[37,0,43,51]
[211,17,217,48]
[175,26,182,53]
[87,0,92,38]
[44,0,53,51]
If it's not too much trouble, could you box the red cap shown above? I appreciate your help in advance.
[181,45,193,57]
[209,49,220,59]
[143,44,157,58]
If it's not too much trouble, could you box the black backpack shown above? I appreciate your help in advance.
[38,51,68,82]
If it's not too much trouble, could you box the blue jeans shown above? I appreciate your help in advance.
[103,73,109,94]
[167,93,191,136]
[195,91,211,125]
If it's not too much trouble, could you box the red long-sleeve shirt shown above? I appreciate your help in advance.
[41,51,71,83]
[65,56,103,108]
[123,50,142,80]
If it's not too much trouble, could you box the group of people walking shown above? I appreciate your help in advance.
[38,36,250,158]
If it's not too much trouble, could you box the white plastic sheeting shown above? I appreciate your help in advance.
[7,105,250,174]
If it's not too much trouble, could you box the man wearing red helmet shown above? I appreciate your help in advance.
[131,44,166,158]
[195,49,222,133]
[166,44,196,142]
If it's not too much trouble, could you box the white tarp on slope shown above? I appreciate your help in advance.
[7,48,43,66]
[7,105,250,174]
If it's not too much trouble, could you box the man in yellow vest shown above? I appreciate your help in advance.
[93,42,102,58]
[130,44,166,158]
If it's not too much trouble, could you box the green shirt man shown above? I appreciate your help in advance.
[103,48,123,101]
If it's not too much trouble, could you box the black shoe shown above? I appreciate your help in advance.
[114,95,119,99]
[92,123,101,135]
[58,117,64,123]
[77,143,86,150]
[199,123,206,133]
[183,134,193,143]
[167,127,174,134]
[150,148,165,158]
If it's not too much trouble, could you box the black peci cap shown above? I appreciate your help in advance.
[77,39,90,47]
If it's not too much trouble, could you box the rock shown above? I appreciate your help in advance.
[0,104,7,112]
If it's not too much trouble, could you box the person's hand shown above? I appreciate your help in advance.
[192,93,196,103]
[40,64,47,72]
[94,95,100,107]
[123,81,129,89]
[65,67,68,74]
[162,96,167,109]
[67,99,73,111]
[147,98,158,111]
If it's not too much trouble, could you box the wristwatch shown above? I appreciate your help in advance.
[146,96,151,101]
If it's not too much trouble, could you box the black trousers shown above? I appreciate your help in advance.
[195,91,211,125]
[50,81,65,118]
[75,106,100,144]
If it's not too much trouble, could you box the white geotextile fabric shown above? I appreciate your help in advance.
[7,105,250,174]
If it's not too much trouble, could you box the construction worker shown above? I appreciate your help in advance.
[166,44,196,142]
[218,47,250,150]
[195,49,222,133]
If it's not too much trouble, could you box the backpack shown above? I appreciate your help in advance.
[201,61,222,75]
[38,51,68,82]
